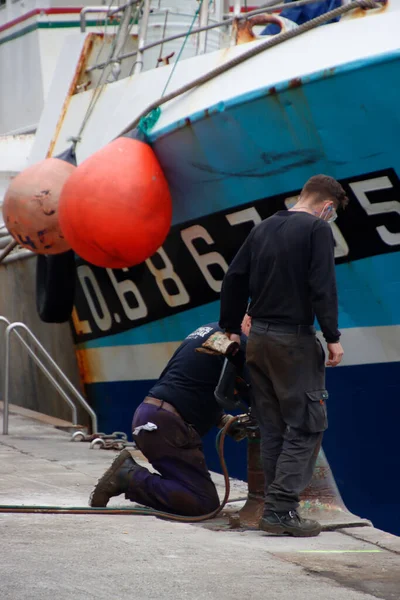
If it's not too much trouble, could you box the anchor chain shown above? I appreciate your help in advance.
[71,430,136,450]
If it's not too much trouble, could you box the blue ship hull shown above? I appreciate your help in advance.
[72,49,400,536]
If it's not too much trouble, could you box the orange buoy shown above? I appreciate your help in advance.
[2,157,75,254]
[58,136,172,269]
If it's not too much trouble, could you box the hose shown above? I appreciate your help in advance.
[0,415,240,522]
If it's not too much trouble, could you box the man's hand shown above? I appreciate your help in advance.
[227,332,241,346]
[326,342,344,367]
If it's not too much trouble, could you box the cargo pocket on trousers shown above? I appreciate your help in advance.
[304,390,328,432]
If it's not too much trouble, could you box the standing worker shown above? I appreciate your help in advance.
[90,320,250,516]
[219,175,348,537]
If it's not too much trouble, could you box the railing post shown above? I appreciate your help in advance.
[80,6,110,33]
[0,317,11,435]
[2,321,11,435]
[108,2,136,81]
[134,0,151,74]
[197,0,210,54]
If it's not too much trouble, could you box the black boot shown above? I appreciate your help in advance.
[90,449,140,507]
[259,510,322,537]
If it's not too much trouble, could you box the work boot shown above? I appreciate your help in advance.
[90,449,139,507]
[259,510,322,537]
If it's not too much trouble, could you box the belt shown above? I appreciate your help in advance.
[144,396,182,418]
[252,320,316,335]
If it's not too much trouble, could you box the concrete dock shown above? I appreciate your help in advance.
[0,405,399,600]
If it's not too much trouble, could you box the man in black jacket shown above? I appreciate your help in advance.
[90,319,250,516]
[219,175,348,537]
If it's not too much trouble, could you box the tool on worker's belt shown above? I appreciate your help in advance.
[195,331,239,357]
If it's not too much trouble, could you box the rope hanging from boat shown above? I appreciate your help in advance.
[138,0,206,134]
[121,0,384,137]
[161,0,205,98]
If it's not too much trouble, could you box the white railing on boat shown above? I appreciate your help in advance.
[83,0,379,77]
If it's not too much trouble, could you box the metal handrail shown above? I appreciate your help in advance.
[85,0,341,73]
[85,0,308,73]
[80,0,141,33]
[0,317,77,434]
[80,6,114,33]
[1,320,98,435]
[86,13,228,73]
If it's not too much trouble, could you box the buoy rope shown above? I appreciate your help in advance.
[161,0,205,98]
[0,416,239,522]
[138,0,208,134]
[119,0,383,137]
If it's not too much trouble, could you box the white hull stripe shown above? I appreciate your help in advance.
[77,341,181,384]
[77,326,400,384]
[321,325,400,368]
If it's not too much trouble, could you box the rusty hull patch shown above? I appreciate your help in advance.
[46,34,97,158]
[351,0,388,18]
[267,66,335,96]
[289,77,302,89]
[74,347,93,386]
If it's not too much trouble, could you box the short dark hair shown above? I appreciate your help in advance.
[301,175,349,209]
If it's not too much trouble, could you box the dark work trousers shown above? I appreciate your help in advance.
[125,402,220,516]
[246,320,328,514]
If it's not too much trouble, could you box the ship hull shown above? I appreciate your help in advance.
[72,50,400,536]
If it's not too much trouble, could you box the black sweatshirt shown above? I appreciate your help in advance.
[148,323,248,436]
[219,211,340,343]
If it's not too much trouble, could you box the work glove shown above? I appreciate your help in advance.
[217,413,247,442]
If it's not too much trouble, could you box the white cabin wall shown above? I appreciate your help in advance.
[38,29,85,101]
[0,31,44,134]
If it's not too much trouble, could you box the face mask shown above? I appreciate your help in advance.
[318,204,337,223]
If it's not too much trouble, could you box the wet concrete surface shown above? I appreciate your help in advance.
[0,408,400,600]
[275,547,400,600]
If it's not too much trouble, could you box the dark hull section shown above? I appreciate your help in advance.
[87,358,400,536]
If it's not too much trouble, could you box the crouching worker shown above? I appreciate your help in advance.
[89,319,251,516]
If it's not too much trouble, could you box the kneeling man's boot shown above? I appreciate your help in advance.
[90,449,140,507]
